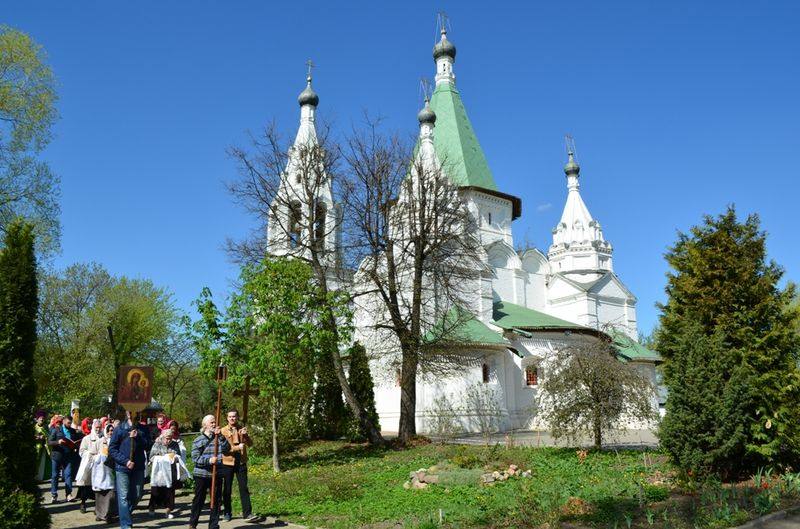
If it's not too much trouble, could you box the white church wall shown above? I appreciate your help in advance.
[464,191,513,246]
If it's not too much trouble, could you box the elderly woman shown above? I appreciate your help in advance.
[91,422,117,522]
[76,419,102,513]
[148,430,182,519]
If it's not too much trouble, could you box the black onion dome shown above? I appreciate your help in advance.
[417,102,436,125]
[297,77,319,107]
[564,152,580,176]
[433,33,457,61]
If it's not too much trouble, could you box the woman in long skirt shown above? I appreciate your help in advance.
[92,422,117,522]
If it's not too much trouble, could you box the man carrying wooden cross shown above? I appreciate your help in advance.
[220,408,262,523]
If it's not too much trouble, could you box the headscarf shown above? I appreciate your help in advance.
[49,414,62,429]
[103,422,114,438]
[81,417,92,436]
[88,419,102,440]
[167,420,180,440]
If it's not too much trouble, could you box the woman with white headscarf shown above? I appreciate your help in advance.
[76,419,102,513]
[91,422,117,522]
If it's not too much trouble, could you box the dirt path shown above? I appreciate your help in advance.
[41,482,306,529]
[749,513,800,528]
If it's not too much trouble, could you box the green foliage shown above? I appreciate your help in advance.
[541,334,658,448]
[34,262,190,418]
[657,207,800,478]
[308,348,346,440]
[0,220,49,528]
[0,26,60,255]
[194,257,352,467]
[343,342,380,442]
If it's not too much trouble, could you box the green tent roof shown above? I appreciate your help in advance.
[424,306,508,348]
[429,82,498,191]
[492,300,584,331]
[612,333,662,362]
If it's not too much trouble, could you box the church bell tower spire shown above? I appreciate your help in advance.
[548,137,613,273]
[433,16,456,86]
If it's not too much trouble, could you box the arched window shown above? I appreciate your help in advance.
[288,201,302,247]
[482,363,490,384]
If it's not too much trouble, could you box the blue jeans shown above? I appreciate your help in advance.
[115,469,145,529]
[50,457,72,499]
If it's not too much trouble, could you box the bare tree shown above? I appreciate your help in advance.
[227,122,384,445]
[341,114,485,442]
[539,329,658,448]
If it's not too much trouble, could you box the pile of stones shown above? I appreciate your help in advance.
[403,464,533,490]
[404,468,439,490]
[480,464,532,485]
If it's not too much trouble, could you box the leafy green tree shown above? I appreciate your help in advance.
[0,220,49,528]
[657,207,800,478]
[344,342,380,442]
[0,26,60,255]
[35,263,178,415]
[194,257,345,471]
[540,331,657,449]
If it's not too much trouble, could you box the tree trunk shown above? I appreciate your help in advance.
[593,414,602,449]
[108,325,120,414]
[272,404,280,473]
[398,347,418,443]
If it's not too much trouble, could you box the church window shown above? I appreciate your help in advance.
[288,201,302,247]
[488,212,492,225]
[525,365,538,386]
[482,362,490,384]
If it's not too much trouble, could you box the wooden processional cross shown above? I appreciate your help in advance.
[233,376,260,425]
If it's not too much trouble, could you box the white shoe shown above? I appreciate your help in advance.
[166,513,174,519]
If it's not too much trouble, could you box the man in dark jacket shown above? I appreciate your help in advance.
[47,415,75,503]
[190,414,231,529]
[108,411,152,529]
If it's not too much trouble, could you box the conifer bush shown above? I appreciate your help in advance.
[0,221,49,528]
[657,207,800,478]
[345,342,380,442]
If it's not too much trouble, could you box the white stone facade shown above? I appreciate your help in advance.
[268,28,657,436]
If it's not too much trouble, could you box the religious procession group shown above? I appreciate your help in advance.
[33,408,264,529]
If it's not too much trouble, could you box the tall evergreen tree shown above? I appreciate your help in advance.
[657,207,800,478]
[308,351,347,440]
[345,342,380,442]
[0,220,49,528]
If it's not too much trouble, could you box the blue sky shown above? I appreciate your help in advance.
[6,1,799,334]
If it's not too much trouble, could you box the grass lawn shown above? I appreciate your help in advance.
[234,439,800,529]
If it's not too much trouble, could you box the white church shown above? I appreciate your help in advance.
[268,26,660,434]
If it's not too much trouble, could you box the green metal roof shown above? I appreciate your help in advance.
[612,333,662,362]
[429,82,498,191]
[492,300,584,331]
[424,306,508,348]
